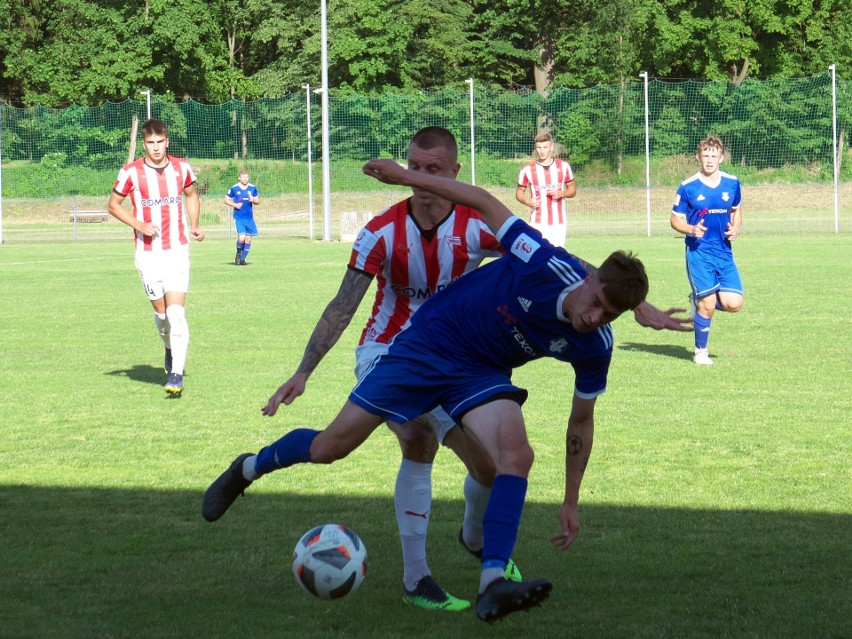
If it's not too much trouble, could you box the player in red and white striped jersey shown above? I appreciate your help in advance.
[515,133,576,248]
[260,128,515,611]
[108,119,205,395]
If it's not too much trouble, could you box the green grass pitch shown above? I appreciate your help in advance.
[1,235,850,638]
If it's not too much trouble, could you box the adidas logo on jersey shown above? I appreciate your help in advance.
[517,297,532,312]
[696,194,706,201]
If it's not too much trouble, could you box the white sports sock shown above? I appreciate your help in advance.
[242,455,259,481]
[395,459,432,590]
[462,474,491,553]
[165,305,189,375]
[154,312,170,348]
[479,567,505,594]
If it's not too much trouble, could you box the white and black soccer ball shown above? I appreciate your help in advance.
[292,523,367,600]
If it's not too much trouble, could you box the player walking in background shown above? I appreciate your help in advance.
[203,158,691,622]
[221,127,514,612]
[515,132,576,247]
[224,169,259,265]
[670,135,744,365]
[107,119,205,395]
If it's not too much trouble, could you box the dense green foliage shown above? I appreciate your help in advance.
[2,77,848,189]
[1,0,850,106]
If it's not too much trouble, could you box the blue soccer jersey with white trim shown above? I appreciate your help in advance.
[672,171,741,256]
[409,216,613,398]
[226,183,258,219]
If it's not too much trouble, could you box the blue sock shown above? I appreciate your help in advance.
[482,474,528,571]
[693,313,712,349]
[236,241,245,254]
[241,244,251,261]
[254,428,319,476]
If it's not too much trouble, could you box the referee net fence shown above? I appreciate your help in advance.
[1,73,849,243]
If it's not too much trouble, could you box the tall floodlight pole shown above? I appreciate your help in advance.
[466,78,476,185]
[639,71,651,237]
[302,84,315,240]
[140,90,151,119]
[320,0,331,241]
[0,102,4,244]
[829,64,839,233]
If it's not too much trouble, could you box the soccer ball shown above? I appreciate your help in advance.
[292,524,368,600]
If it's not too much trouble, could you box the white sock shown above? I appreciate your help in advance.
[462,474,491,553]
[242,455,259,481]
[165,305,189,375]
[479,568,505,594]
[395,459,432,590]
[154,312,170,348]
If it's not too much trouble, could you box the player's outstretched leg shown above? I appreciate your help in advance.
[475,578,553,623]
[202,452,255,521]
[402,575,470,612]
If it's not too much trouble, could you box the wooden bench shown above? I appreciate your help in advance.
[68,210,109,223]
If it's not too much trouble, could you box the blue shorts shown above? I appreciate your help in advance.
[685,248,743,299]
[349,329,527,426]
[235,217,258,236]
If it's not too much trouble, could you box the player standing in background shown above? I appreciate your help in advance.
[107,118,205,395]
[207,127,516,612]
[670,134,744,365]
[225,169,259,265]
[203,159,691,622]
[515,132,576,247]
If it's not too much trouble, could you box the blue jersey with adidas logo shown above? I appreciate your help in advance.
[672,171,741,256]
[409,216,612,399]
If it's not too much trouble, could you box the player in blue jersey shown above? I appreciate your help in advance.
[670,135,743,365]
[225,169,260,265]
[203,160,690,622]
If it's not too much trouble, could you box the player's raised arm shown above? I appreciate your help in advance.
[363,159,512,234]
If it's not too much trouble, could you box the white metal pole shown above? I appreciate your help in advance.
[829,64,839,233]
[0,102,4,245]
[140,90,151,120]
[320,0,331,241]
[465,78,476,185]
[302,84,315,240]
[640,72,651,237]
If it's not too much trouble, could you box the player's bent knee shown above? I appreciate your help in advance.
[309,433,352,464]
[500,444,534,476]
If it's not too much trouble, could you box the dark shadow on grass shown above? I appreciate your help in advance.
[2,486,849,639]
[618,341,694,361]
[105,364,166,386]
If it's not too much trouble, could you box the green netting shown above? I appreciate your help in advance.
[1,74,849,243]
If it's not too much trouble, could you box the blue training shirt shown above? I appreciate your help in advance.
[409,216,613,399]
[226,182,258,219]
[672,171,741,256]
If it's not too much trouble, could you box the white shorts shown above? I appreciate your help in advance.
[134,247,190,301]
[530,221,567,248]
[354,340,457,443]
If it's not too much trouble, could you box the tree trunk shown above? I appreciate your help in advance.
[127,113,138,164]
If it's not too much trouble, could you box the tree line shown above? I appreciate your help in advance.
[1,0,850,107]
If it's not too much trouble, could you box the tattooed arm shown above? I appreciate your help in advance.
[551,393,597,550]
[262,268,373,416]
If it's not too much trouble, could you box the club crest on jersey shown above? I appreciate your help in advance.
[549,338,569,354]
[511,233,540,263]
[722,192,730,201]
[445,235,462,247]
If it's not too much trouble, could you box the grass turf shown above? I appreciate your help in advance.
[1,235,850,638]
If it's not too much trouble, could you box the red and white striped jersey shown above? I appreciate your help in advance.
[113,156,197,253]
[517,158,575,226]
[348,198,502,346]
